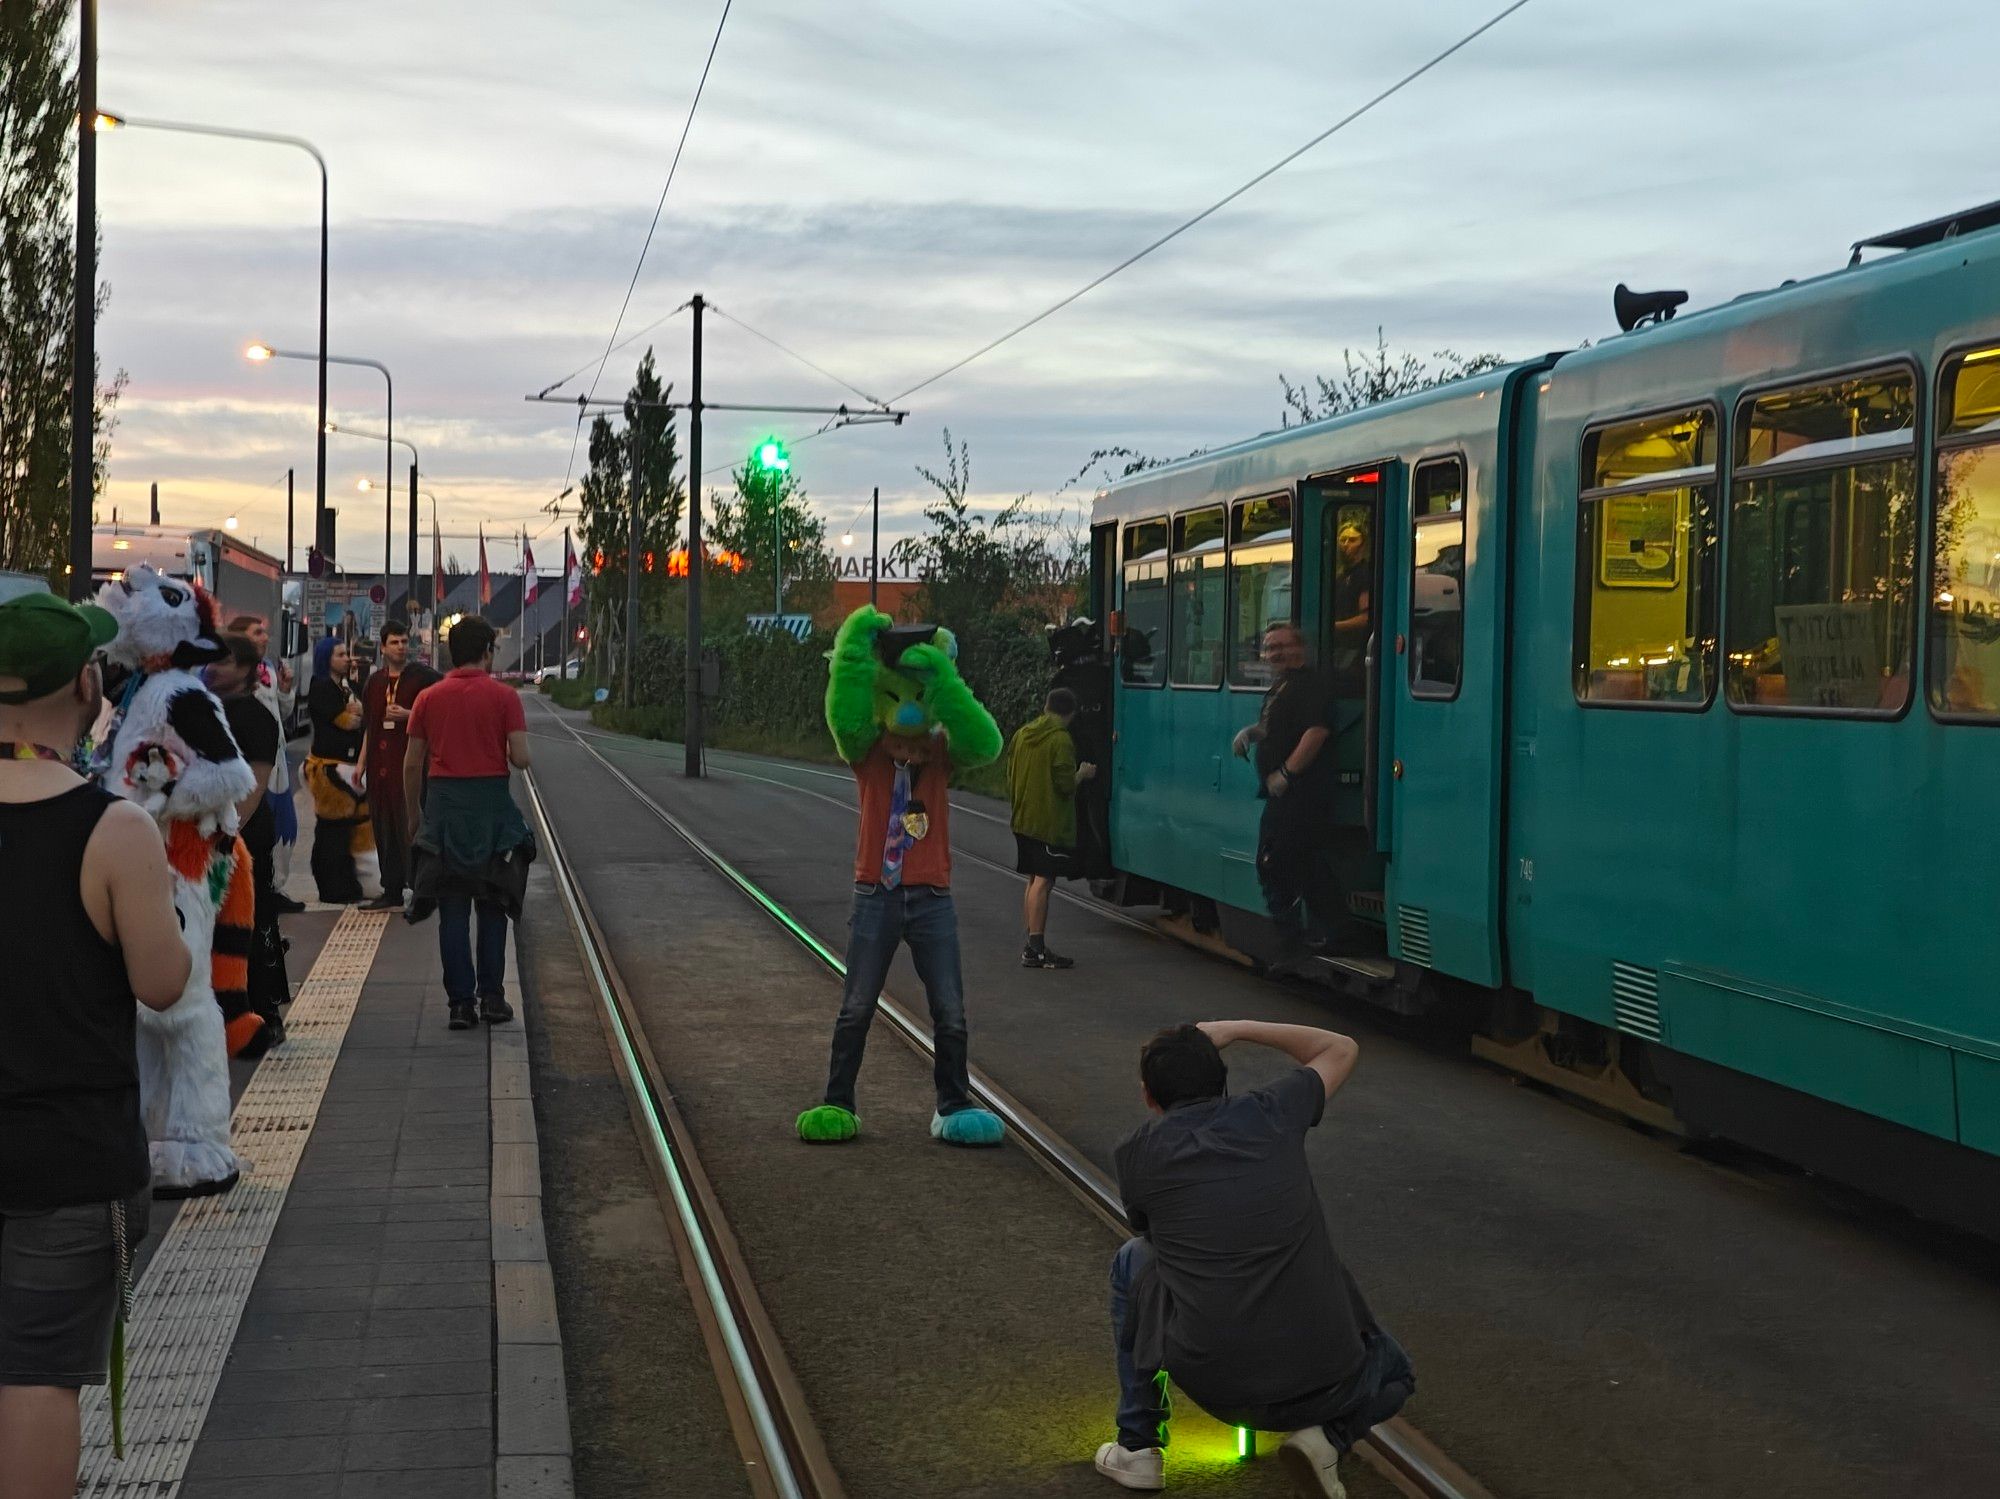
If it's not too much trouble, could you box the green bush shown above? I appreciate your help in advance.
[542,677,602,711]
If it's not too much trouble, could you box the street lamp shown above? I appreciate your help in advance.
[330,420,419,616]
[247,345,391,591]
[98,112,330,579]
[224,514,239,531]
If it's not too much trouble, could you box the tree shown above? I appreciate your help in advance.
[574,349,684,667]
[0,0,123,580]
[1279,328,1505,427]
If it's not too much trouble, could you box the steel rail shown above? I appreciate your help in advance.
[537,703,1493,1499]
[520,767,846,1499]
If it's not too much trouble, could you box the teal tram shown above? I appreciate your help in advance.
[1087,203,2000,1233]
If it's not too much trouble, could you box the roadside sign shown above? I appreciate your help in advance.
[745,612,814,642]
[369,583,387,605]
[304,579,328,619]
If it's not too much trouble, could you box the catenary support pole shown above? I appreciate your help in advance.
[870,486,880,607]
[149,481,159,526]
[286,469,295,572]
[70,0,98,599]
[684,293,705,777]
[560,524,572,682]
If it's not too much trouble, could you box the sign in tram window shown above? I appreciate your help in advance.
[1724,369,1917,712]
[1170,506,1228,687]
[1228,494,1293,687]
[1119,518,1170,687]
[1409,457,1465,698]
[1932,348,2000,719]
[1573,407,1718,705]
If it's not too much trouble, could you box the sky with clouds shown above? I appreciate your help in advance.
[93,0,1997,574]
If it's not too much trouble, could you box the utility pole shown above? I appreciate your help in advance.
[149,481,159,526]
[624,425,643,709]
[69,0,98,600]
[286,469,295,571]
[560,523,571,680]
[684,294,705,777]
[406,461,417,626]
[870,486,880,607]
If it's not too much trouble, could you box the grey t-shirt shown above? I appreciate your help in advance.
[1114,1066,1372,1413]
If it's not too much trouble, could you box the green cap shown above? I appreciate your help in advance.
[0,592,119,706]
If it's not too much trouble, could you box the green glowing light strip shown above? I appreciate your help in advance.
[522,770,807,1499]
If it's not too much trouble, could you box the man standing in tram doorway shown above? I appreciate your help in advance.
[1231,620,1358,971]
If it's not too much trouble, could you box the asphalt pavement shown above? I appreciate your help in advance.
[523,697,2000,1499]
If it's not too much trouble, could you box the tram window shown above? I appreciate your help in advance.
[1170,506,1227,687]
[1724,368,1917,712]
[1227,494,1293,687]
[1573,407,1718,706]
[1409,457,1465,698]
[1119,518,1170,687]
[1931,348,2000,719]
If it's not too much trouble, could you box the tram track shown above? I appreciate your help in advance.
[528,703,1492,1499]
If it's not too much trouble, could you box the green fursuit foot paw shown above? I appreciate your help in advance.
[930,1108,1005,1147]
[796,1104,859,1142]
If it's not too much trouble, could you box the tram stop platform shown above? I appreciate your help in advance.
[70,887,574,1499]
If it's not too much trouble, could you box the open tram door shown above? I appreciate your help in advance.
[1297,464,1393,954]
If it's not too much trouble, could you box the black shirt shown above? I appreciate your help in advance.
[1255,665,1335,794]
[308,676,362,762]
[1115,1067,1372,1414]
[0,783,148,1209]
[222,692,280,863]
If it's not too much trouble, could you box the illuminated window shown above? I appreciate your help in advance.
[1724,368,1917,713]
[1573,407,1718,706]
[1119,518,1169,687]
[1170,506,1228,687]
[1227,494,1292,687]
[1408,457,1465,699]
[1931,347,2000,719]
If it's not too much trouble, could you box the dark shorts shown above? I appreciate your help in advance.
[0,1192,148,1388]
[1015,834,1077,879]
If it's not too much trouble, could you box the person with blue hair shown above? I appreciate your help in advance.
[301,637,371,903]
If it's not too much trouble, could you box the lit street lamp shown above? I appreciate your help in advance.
[97,111,330,580]
[248,345,390,589]
[332,420,420,615]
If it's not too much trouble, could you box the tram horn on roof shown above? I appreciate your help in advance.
[1613,283,1690,332]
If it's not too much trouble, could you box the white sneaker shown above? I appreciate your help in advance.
[1094,1441,1165,1491]
[1278,1427,1346,1499]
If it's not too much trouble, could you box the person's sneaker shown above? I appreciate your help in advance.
[448,1003,479,1031]
[272,893,307,915]
[1021,945,1076,969]
[359,893,403,912]
[1093,1442,1164,1491]
[480,996,515,1025]
[1278,1427,1346,1499]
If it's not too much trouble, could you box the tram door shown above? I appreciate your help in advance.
[1298,467,1391,927]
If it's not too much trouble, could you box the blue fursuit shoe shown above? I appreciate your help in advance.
[930,1107,1004,1147]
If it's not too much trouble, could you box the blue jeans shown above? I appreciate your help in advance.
[1109,1236,1413,1453]
[823,883,972,1115]
[438,894,507,1005]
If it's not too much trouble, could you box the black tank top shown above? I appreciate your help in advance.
[0,782,148,1209]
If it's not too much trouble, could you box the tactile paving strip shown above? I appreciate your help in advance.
[74,909,390,1498]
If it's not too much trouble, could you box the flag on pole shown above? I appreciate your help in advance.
[478,527,491,606]
[565,533,583,609]
[523,535,537,606]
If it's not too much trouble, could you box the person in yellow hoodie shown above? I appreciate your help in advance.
[1007,687,1096,969]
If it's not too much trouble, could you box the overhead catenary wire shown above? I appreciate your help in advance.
[554,0,735,493]
[882,0,1535,405]
[536,303,689,400]
[708,305,886,407]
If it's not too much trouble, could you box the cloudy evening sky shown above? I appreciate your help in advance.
[93,0,1996,573]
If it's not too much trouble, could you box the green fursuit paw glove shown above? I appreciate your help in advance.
[796,1104,860,1143]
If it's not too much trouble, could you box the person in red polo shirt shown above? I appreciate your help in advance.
[401,616,533,1031]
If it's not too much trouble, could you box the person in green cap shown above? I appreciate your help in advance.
[0,591,191,1499]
